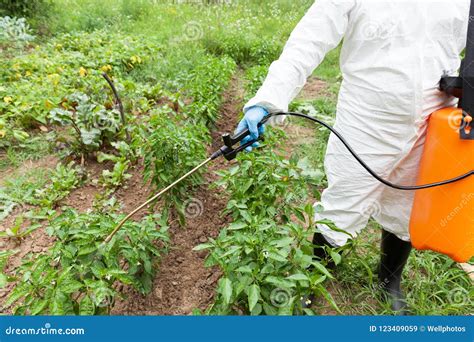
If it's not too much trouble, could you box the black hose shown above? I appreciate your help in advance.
[271,112,473,191]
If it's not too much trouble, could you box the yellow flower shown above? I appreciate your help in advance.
[47,73,60,86]
[0,130,5,138]
[44,99,54,109]
[130,55,142,64]
[25,70,32,77]
[100,64,112,73]
[3,96,13,104]
[79,67,88,77]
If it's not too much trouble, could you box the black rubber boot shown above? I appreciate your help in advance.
[301,233,336,310]
[378,230,412,314]
[312,232,336,269]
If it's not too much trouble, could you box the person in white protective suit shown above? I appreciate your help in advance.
[235,0,469,313]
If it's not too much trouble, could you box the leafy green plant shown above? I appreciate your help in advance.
[0,16,35,45]
[0,214,41,240]
[197,206,340,315]
[184,55,236,125]
[143,114,208,223]
[97,141,136,189]
[0,116,31,148]
[0,1,52,19]
[198,138,338,315]
[244,64,270,102]
[49,92,124,156]
[0,29,161,148]
[0,162,81,242]
[0,249,18,288]
[32,161,82,209]
[202,27,283,66]
[0,168,50,221]
[5,210,169,315]
[215,137,323,223]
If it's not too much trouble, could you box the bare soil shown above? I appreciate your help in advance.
[297,77,330,100]
[0,155,59,187]
[110,71,245,315]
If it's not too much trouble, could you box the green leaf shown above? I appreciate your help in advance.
[79,295,95,315]
[312,261,333,279]
[30,298,48,315]
[304,203,314,218]
[240,210,252,223]
[0,274,7,288]
[330,251,342,266]
[250,302,262,316]
[228,222,247,231]
[263,302,277,315]
[50,291,70,315]
[248,284,260,312]
[272,237,293,248]
[60,279,83,294]
[3,285,28,309]
[286,273,309,281]
[77,245,98,256]
[267,252,287,262]
[236,265,252,274]
[317,285,341,314]
[219,278,232,305]
[264,276,295,289]
[241,178,253,193]
[311,275,327,286]
[293,208,306,222]
[192,243,213,251]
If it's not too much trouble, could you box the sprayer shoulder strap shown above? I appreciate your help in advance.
[462,0,474,114]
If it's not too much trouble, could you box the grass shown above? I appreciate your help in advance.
[0,167,51,203]
[314,224,474,315]
[0,133,52,171]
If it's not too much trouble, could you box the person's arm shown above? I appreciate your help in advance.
[245,0,355,113]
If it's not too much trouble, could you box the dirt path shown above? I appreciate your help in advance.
[111,71,244,315]
[297,77,331,100]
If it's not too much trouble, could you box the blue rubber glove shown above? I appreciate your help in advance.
[235,106,269,152]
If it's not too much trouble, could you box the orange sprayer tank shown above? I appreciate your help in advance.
[410,108,474,263]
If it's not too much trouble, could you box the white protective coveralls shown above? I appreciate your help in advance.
[244,0,469,246]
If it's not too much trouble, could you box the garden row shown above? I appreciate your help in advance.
[1,24,238,313]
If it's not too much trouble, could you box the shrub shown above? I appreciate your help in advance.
[0,16,35,46]
[0,0,52,19]
[143,112,208,223]
[199,139,338,315]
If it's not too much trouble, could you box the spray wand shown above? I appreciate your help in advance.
[103,117,270,243]
[104,112,473,244]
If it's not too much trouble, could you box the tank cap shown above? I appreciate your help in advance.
[460,111,474,140]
